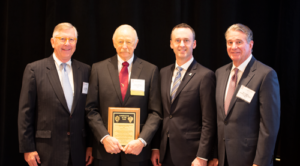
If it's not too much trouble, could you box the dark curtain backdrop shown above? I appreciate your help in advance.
[1,0,299,165]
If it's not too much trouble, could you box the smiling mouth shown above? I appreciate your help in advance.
[62,48,71,51]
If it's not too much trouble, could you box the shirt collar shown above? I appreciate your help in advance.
[117,54,134,66]
[175,56,194,70]
[231,54,252,72]
[53,53,72,67]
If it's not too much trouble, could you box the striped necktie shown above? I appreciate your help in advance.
[170,66,183,103]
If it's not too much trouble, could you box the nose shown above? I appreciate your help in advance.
[64,39,70,45]
[232,42,237,48]
[180,40,185,46]
[122,42,128,48]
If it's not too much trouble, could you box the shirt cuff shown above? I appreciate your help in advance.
[138,138,147,147]
[197,157,208,161]
[100,134,109,143]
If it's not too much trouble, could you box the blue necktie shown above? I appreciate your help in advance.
[170,66,183,103]
[61,63,73,112]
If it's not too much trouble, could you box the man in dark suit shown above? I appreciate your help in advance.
[213,23,280,166]
[18,22,93,166]
[85,24,162,166]
[151,23,216,166]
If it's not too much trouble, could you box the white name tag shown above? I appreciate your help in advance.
[82,82,89,94]
[130,79,145,96]
[236,85,255,103]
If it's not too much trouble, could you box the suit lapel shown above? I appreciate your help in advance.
[166,65,175,112]
[107,55,123,104]
[71,60,81,115]
[46,56,70,113]
[171,60,196,104]
[123,57,143,105]
[225,57,256,119]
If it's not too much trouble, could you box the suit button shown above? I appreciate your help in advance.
[67,132,70,135]
[169,115,172,119]
[168,134,170,137]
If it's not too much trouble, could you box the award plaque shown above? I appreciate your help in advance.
[108,107,140,146]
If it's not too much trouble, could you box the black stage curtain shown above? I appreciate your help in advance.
[0,0,299,165]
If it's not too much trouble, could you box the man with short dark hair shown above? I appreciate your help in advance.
[151,23,216,166]
[213,23,280,166]
[18,22,93,166]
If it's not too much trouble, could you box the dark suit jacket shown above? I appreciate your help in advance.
[85,55,162,162]
[215,57,280,166]
[155,60,216,166]
[18,56,91,166]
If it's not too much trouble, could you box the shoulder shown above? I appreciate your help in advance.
[136,57,158,70]
[215,63,231,74]
[254,60,276,75]
[72,59,90,69]
[25,57,51,70]
[160,64,174,75]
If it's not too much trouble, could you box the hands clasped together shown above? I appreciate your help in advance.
[102,136,144,155]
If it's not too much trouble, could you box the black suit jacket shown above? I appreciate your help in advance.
[85,55,162,162]
[155,60,216,166]
[18,56,91,166]
[215,57,280,166]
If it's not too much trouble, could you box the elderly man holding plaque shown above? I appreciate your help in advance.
[85,24,162,166]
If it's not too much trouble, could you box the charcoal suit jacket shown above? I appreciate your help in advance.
[215,57,280,166]
[18,56,91,166]
[154,60,216,166]
[85,55,162,162]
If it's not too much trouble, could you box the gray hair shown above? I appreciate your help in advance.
[52,22,78,38]
[112,24,138,43]
[225,23,253,43]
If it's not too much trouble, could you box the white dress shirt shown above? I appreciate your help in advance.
[53,53,74,94]
[224,54,253,101]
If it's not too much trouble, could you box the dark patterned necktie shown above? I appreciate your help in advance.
[224,68,239,114]
[119,61,129,101]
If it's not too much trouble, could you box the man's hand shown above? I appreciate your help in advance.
[191,157,207,166]
[151,149,161,166]
[123,139,144,155]
[85,147,93,166]
[24,151,41,166]
[208,158,218,166]
[102,136,123,154]
[253,164,259,166]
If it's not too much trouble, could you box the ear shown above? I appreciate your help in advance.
[249,40,254,49]
[193,40,197,49]
[112,39,117,49]
[50,38,55,48]
[170,40,173,49]
[133,39,139,48]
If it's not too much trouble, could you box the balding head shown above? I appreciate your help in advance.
[112,24,139,61]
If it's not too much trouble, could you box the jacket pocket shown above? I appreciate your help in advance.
[35,130,51,138]
[245,138,258,147]
[185,132,201,140]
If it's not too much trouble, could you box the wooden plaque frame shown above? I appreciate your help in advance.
[108,107,140,146]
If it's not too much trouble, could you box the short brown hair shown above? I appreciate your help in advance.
[171,23,195,40]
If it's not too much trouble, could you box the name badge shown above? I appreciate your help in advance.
[82,82,89,94]
[130,79,145,96]
[236,85,255,103]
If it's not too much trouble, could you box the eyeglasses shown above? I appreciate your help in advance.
[55,37,77,43]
